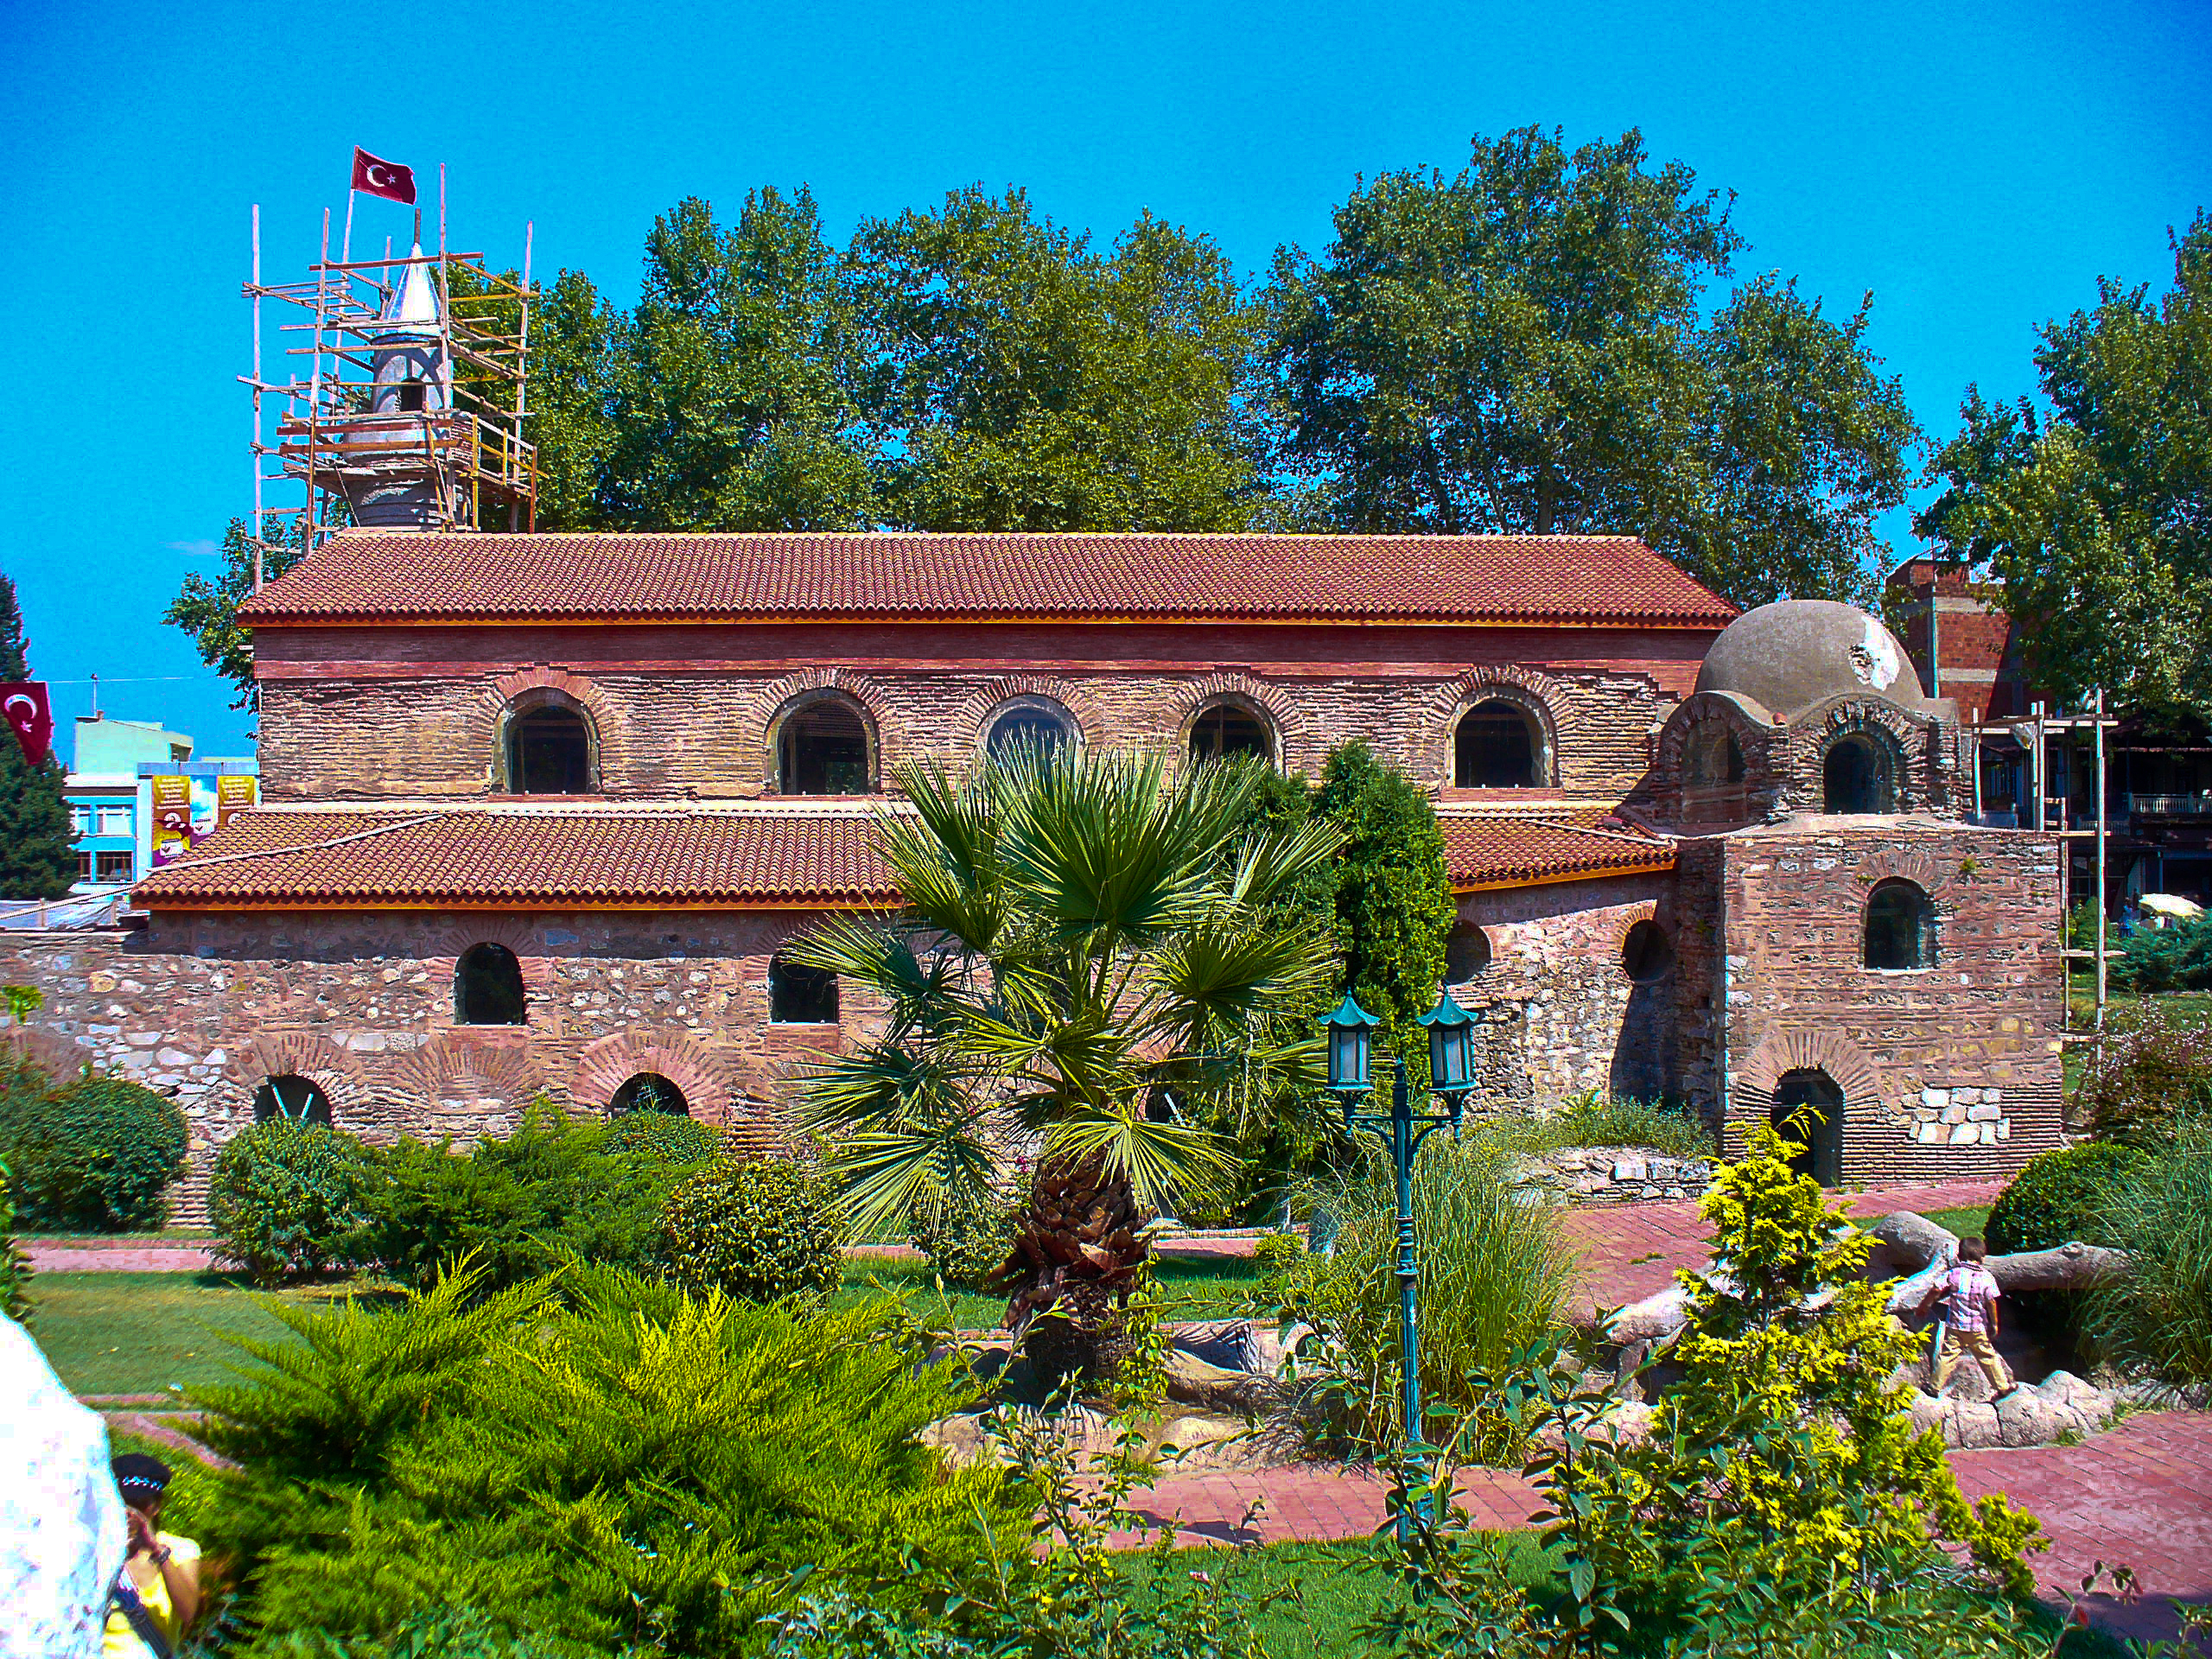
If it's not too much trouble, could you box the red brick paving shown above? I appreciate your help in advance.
[27,1243,219,1272]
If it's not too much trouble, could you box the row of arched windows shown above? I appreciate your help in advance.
[450,943,840,1029]
[1681,722,1908,817]
[498,690,1560,796]
[249,1067,698,1127]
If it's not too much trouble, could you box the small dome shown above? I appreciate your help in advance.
[1694,600,1925,721]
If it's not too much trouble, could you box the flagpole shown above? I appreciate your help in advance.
[341,187,356,267]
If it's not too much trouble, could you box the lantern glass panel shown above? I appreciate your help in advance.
[1431,1022,1474,1091]
[1329,1024,1370,1090]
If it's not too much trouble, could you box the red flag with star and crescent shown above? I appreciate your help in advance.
[352,147,416,205]
[0,683,54,767]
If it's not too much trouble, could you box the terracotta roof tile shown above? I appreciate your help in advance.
[134,804,1672,909]
[238,531,1736,629]
[132,809,895,909]
[1441,810,1675,889]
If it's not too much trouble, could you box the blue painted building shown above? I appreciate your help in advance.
[62,716,257,890]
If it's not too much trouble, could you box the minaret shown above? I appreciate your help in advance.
[345,244,452,529]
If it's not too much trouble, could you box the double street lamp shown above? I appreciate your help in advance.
[1318,986,1478,1538]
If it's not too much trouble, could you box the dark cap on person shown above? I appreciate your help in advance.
[112,1452,173,1502]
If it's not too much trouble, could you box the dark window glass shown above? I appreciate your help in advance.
[780,699,873,794]
[1445,924,1491,982]
[253,1074,334,1126]
[1686,728,1745,786]
[1622,919,1674,982]
[95,851,134,882]
[1188,704,1270,763]
[610,1072,688,1116]
[1823,734,1894,814]
[1864,880,1934,969]
[769,953,839,1023]
[1772,1068,1845,1187]
[506,705,592,794]
[987,708,1072,758]
[456,942,527,1026]
[397,379,426,413]
[1455,700,1540,787]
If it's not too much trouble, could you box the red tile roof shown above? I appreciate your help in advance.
[131,809,895,909]
[137,803,1673,909]
[237,531,1736,629]
[1441,810,1675,889]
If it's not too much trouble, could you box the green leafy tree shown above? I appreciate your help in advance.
[1262,127,1919,608]
[0,573,77,899]
[162,515,311,712]
[851,187,1265,531]
[792,747,1340,1375]
[1312,743,1454,1077]
[1919,213,2212,715]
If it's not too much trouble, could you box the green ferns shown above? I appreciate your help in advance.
[194,1263,1020,1656]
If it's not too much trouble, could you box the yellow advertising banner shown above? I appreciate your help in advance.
[216,772,257,830]
[149,775,193,866]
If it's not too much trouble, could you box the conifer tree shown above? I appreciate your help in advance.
[0,573,78,899]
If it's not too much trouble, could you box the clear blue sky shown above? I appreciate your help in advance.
[2,0,2205,756]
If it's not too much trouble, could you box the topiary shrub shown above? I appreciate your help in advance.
[1986,1142,2152,1256]
[662,1157,843,1303]
[208,1119,375,1286]
[909,1200,1017,1291]
[601,1109,723,1165]
[0,1070,188,1232]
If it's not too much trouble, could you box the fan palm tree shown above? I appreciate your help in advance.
[788,745,1342,1376]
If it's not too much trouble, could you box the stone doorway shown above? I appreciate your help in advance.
[1772,1067,1845,1187]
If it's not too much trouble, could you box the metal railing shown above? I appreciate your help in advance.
[2129,793,2212,817]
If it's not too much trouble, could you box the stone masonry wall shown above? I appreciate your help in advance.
[251,620,1707,803]
[0,909,887,1220]
[1712,821,2065,1184]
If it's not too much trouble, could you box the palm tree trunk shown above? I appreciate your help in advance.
[996,1152,1150,1384]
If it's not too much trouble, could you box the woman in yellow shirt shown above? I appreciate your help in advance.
[104,1453,202,1659]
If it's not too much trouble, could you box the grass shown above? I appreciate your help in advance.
[834,1251,1265,1331]
[1482,1094,1718,1161]
[1924,1205,1993,1238]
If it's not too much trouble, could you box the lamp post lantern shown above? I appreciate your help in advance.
[1319,988,1473,1538]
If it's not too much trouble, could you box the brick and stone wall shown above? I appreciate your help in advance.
[1709,821,2065,1182]
[251,620,1707,803]
[0,909,887,1219]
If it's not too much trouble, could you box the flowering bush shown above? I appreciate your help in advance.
[2078,1004,2212,1145]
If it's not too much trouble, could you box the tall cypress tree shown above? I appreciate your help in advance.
[0,573,79,899]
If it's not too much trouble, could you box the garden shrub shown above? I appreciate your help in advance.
[0,1149,29,1322]
[2112,913,2212,994]
[909,1198,1017,1291]
[601,1109,723,1165]
[208,1119,376,1286]
[2078,1004,2212,1144]
[359,1103,685,1293]
[662,1156,844,1303]
[1491,1089,1717,1160]
[2084,1117,2212,1392]
[193,1263,1018,1655]
[1282,1135,1573,1454]
[0,1068,188,1231]
[1985,1141,2149,1256]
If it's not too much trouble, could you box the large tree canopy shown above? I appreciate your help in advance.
[1260,127,1919,608]
[1918,213,2212,715]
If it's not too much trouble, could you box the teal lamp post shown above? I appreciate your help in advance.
[1319,987,1477,1538]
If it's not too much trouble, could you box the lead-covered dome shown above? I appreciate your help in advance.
[1694,600,1926,721]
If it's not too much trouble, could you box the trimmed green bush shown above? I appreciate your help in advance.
[0,1069,188,1232]
[909,1199,1017,1291]
[662,1157,843,1303]
[601,1109,723,1165]
[209,1119,375,1286]
[360,1103,686,1293]
[1986,1141,2150,1255]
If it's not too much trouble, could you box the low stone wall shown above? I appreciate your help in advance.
[1510,1145,1717,1204]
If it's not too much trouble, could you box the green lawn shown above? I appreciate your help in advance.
[1923,1205,1993,1238]
[833,1251,1265,1331]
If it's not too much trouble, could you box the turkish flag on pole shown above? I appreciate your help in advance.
[352,147,416,205]
[0,683,54,768]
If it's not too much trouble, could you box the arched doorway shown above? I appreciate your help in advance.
[609,1072,689,1116]
[1771,1067,1845,1187]
[1822,734,1895,814]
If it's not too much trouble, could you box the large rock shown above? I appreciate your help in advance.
[0,1318,126,1659]
[1164,1348,1283,1415]
[1988,1242,2129,1293]
[1866,1211,1959,1276]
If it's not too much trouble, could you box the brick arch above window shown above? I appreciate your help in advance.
[224,1032,371,1127]
[571,1028,738,1122]
[1730,1027,1886,1157]
[749,669,891,793]
[953,675,1105,753]
[481,668,615,793]
[1174,671,1302,765]
[1427,665,1571,791]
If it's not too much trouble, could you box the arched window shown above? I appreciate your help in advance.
[778,696,874,795]
[1823,733,1895,814]
[1188,701,1272,765]
[505,703,594,794]
[609,1072,689,1116]
[1454,699,1543,788]
[769,951,839,1023]
[1864,880,1935,970]
[1445,923,1492,983]
[1773,1068,1844,1187]
[1621,919,1674,982]
[253,1074,333,1126]
[455,942,527,1026]
[1685,726,1745,787]
[985,702,1076,760]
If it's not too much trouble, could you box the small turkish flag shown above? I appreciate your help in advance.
[352,147,416,206]
[0,683,54,768]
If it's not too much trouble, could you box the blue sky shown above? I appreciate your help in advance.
[2,0,2205,756]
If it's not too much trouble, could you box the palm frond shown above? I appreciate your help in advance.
[1226,814,1345,907]
[817,1125,1006,1237]
[1039,1105,1236,1212]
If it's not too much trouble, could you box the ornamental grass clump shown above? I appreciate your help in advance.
[2083,1116,2212,1394]
[209,1118,376,1286]
[660,1156,844,1303]
[192,1262,1019,1656]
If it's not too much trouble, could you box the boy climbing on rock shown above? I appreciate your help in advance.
[1920,1236,2018,1400]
